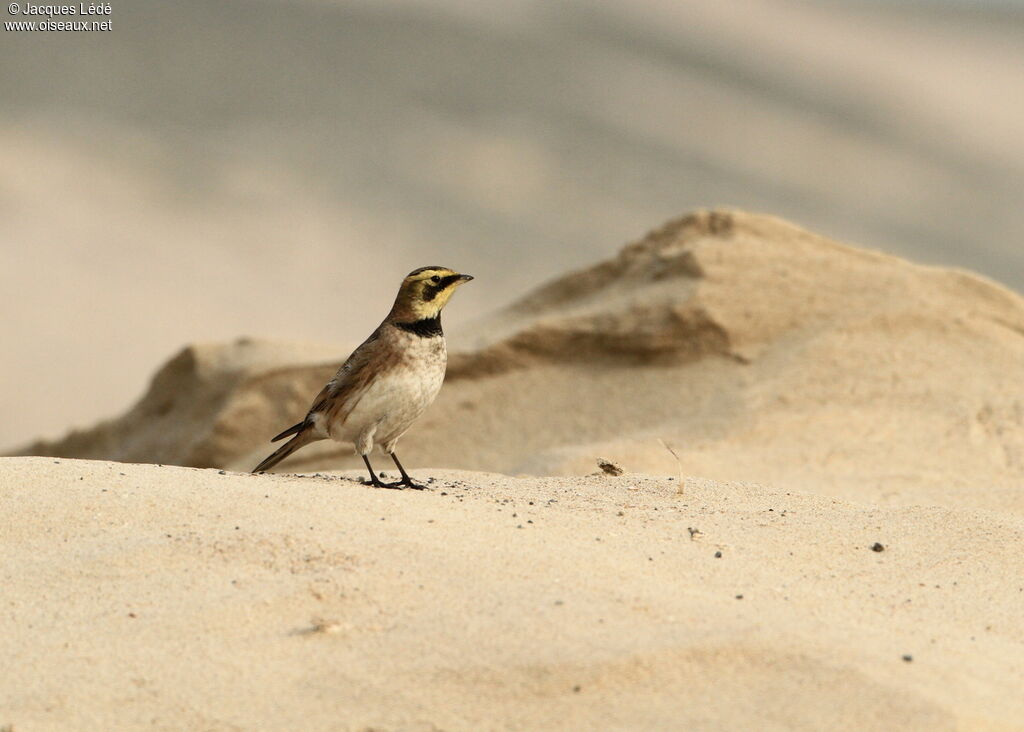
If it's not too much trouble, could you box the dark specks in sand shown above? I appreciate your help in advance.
[902,654,913,662]
[596,458,624,476]
[714,551,722,558]
[871,542,885,552]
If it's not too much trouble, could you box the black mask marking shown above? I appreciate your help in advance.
[422,274,463,302]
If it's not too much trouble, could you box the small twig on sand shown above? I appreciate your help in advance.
[294,618,344,636]
[658,439,684,495]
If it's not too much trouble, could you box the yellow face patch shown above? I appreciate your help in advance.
[398,267,473,318]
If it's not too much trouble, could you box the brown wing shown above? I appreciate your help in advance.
[254,326,396,472]
[306,325,393,431]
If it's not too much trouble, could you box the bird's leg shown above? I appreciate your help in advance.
[388,452,427,490]
[361,455,388,488]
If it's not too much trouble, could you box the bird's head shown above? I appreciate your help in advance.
[391,266,473,321]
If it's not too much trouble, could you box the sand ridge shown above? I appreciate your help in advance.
[13,211,1024,513]
[5,0,1024,450]
[2,456,1023,730]
[5,210,1024,729]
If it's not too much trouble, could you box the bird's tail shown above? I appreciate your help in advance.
[252,430,319,474]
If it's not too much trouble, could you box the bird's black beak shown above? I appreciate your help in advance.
[458,274,474,283]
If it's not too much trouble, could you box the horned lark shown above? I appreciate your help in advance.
[252,267,473,488]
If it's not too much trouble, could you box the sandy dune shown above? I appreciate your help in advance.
[3,0,1024,449]
[3,456,1023,731]
[5,210,1024,729]
[16,211,1024,514]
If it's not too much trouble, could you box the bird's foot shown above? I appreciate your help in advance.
[386,477,428,491]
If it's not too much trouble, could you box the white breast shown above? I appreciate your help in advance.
[331,334,447,454]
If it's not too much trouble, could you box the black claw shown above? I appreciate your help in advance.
[376,479,426,490]
[385,452,427,490]
[360,456,390,488]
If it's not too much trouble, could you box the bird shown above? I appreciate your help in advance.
[252,266,473,488]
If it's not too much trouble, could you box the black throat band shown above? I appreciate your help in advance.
[394,314,443,338]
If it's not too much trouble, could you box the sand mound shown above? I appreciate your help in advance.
[3,457,1023,730]
[6,211,1024,729]
[12,210,1024,511]
[13,339,349,468]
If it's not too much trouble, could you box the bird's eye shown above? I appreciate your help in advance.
[430,275,441,283]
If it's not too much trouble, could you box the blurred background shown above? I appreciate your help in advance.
[2,0,1023,448]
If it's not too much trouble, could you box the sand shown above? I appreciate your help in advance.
[5,210,1024,729]
[4,0,1024,450]
[17,211,1024,513]
[3,456,1023,731]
